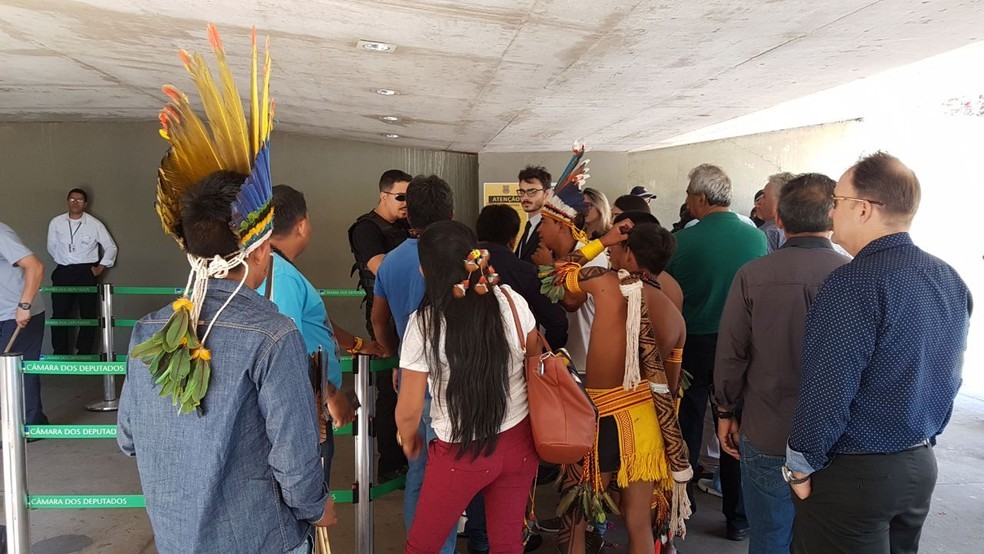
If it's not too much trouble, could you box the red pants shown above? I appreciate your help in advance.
[406,418,538,554]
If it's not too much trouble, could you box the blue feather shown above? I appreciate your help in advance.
[232,140,273,241]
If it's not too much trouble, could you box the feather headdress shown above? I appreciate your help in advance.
[541,141,590,244]
[157,24,274,253]
[130,24,275,415]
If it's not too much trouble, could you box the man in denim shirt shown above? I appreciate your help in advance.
[118,172,334,553]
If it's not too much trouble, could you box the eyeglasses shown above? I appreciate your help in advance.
[516,188,544,197]
[831,195,885,209]
[67,198,86,204]
[382,191,407,202]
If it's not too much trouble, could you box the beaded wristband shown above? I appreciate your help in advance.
[578,239,605,261]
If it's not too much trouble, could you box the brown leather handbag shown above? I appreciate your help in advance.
[502,289,598,464]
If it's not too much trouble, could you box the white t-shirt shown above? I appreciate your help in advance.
[400,285,536,443]
[564,242,610,373]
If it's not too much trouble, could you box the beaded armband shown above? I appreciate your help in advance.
[667,348,684,364]
[578,239,605,262]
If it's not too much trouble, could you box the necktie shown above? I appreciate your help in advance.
[517,220,533,256]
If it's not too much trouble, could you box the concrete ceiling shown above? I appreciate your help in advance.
[1,0,982,153]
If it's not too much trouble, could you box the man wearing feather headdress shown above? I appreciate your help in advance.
[538,145,691,553]
[116,26,334,553]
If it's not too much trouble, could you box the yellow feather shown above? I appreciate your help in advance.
[250,27,259,159]
[207,24,250,171]
[261,35,272,142]
[183,51,243,172]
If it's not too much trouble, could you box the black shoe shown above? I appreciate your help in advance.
[524,532,543,552]
[467,545,489,554]
[726,523,749,541]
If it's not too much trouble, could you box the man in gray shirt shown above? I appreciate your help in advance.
[712,174,850,554]
[757,172,796,252]
[0,221,49,425]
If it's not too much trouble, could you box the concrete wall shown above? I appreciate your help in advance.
[628,120,869,228]
[0,121,478,346]
[630,116,983,390]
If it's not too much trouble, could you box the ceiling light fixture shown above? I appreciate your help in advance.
[374,88,398,96]
[358,40,397,53]
[383,133,400,139]
[379,115,400,122]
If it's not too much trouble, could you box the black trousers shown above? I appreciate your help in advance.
[375,370,407,476]
[0,314,48,425]
[678,333,746,526]
[50,264,99,355]
[792,445,937,554]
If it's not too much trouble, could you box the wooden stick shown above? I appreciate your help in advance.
[4,326,22,354]
[317,527,331,554]
[315,456,332,554]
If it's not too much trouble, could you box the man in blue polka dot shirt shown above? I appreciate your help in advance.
[785,152,972,554]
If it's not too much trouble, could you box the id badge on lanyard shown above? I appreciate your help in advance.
[68,220,82,253]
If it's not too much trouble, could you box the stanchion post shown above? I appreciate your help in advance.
[1,353,31,552]
[354,354,374,553]
[86,283,118,412]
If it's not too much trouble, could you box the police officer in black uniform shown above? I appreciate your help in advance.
[348,169,412,481]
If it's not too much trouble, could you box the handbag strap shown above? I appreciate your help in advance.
[500,287,528,352]
[500,287,556,356]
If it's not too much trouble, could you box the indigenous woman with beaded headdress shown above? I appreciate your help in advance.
[395,220,539,553]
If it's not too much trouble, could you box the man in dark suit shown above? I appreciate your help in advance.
[514,165,552,263]
[479,204,568,349]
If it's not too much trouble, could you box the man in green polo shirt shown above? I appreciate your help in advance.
[665,163,767,543]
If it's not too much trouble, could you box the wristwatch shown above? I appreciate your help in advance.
[17,302,31,310]
[781,465,811,485]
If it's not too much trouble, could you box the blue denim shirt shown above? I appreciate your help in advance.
[118,279,328,553]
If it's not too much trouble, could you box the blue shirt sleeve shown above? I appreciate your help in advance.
[269,260,342,387]
[322,316,343,389]
[787,269,877,472]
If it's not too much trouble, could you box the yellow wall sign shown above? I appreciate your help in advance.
[482,182,529,246]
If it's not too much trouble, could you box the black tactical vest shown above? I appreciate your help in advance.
[347,211,410,338]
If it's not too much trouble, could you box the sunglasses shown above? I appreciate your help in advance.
[383,191,407,202]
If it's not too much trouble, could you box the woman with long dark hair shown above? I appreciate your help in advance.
[396,220,539,553]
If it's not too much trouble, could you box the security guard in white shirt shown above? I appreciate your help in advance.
[46,188,118,355]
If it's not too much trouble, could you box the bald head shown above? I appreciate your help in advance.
[849,152,921,223]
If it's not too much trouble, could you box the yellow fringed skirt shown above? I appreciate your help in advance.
[587,385,671,490]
